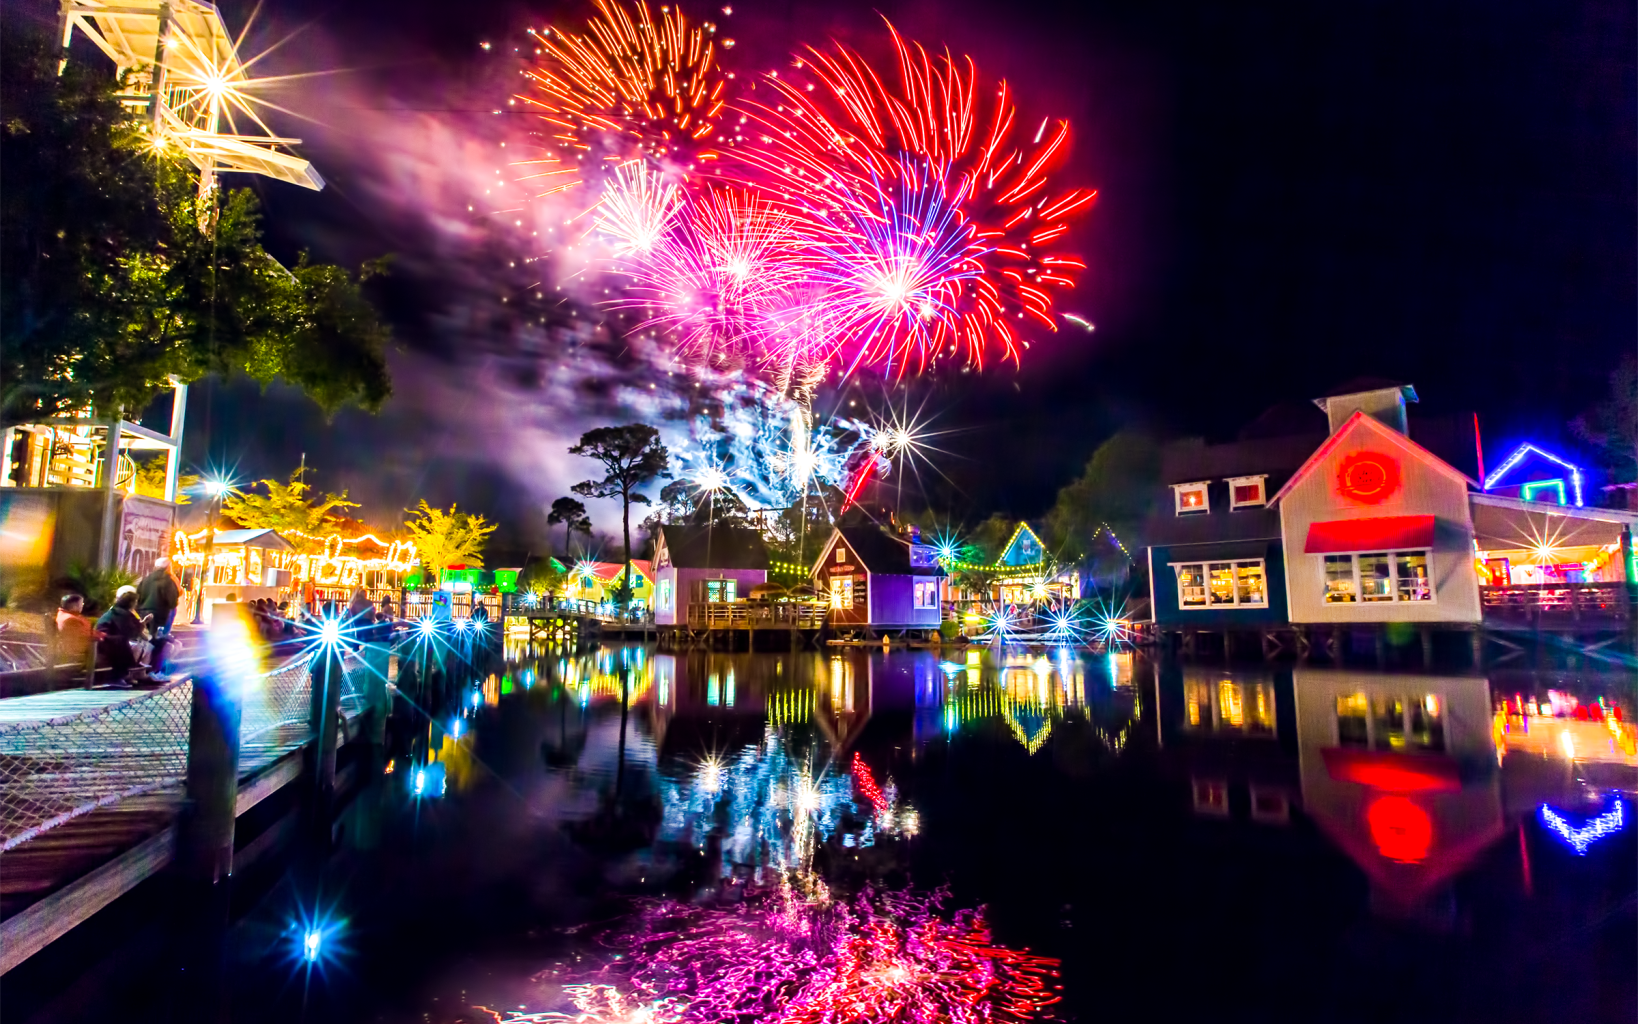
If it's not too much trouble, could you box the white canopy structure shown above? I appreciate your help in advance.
[59,0,323,194]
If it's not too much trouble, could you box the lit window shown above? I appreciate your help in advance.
[913,581,938,609]
[1324,555,1357,603]
[1193,778,1230,817]
[1173,482,1210,515]
[706,579,737,602]
[835,546,846,563]
[657,579,671,609]
[1322,550,1434,604]
[1336,693,1370,747]
[830,577,854,610]
[1173,560,1268,609]
[1227,475,1267,509]
[1208,563,1236,605]
[1374,696,1407,750]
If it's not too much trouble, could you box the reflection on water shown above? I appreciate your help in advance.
[208,642,1635,1024]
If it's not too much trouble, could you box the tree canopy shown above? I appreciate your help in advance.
[1044,430,1162,569]
[1,28,392,426]
[546,496,594,556]
[220,468,359,553]
[403,501,497,581]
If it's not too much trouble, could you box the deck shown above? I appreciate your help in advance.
[0,654,371,974]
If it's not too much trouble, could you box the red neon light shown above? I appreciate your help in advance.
[840,459,877,512]
[1304,515,1435,554]
[1322,747,1460,792]
[1367,795,1432,863]
[1336,451,1402,505]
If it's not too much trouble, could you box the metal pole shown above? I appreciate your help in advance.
[97,417,122,569]
[192,492,221,624]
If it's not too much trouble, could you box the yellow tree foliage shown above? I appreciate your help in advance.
[403,500,497,582]
[221,468,359,554]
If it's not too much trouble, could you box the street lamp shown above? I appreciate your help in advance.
[190,478,233,625]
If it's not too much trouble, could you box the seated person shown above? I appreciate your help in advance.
[54,593,93,669]
[95,586,148,689]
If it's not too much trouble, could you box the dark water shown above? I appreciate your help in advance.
[70,645,1638,1022]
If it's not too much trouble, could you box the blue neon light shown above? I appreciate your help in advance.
[1485,443,1584,507]
[1539,800,1625,854]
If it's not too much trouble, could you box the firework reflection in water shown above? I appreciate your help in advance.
[504,885,1061,1023]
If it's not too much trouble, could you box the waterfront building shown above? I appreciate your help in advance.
[651,524,769,626]
[1145,382,1638,655]
[811,526,944,634]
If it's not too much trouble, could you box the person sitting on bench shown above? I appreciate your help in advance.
[94,586,148,689]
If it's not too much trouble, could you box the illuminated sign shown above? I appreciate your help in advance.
[1336,451,1402,505]
[1366,794,1432,863]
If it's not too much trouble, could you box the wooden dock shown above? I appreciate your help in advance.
[0,652,377,976]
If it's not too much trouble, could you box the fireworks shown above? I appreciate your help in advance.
[722,21,1098,375]
[521,0,731,163]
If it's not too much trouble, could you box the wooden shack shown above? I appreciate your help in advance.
[651,524,769,626]
[812,526,944,633]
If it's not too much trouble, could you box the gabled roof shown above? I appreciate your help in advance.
[1482,443,1585,505]
[655,524,769,570]
[997,522,1047,566]
[1268,411,1479,506]
[817,526,944,577]
[210,528,293,551]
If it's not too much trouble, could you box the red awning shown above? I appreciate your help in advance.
[1304,515,1435,554]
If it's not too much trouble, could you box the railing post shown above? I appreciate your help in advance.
[178,662,242,884]
[307,646,341,801]
[175,608,246,1024]
[364,621,390,749]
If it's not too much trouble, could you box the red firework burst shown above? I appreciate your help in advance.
[719,21,1097,373]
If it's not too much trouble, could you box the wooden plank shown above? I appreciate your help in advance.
[235,752,303,816]
[0,826,174,975]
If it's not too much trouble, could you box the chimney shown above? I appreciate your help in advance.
[1313,383,1418,436]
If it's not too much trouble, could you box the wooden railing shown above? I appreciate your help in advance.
[1480,583,1635,625]
[685,602,828,629]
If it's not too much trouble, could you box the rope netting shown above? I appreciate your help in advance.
[0,652,372,852]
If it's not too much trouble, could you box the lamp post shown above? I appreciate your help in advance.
[190,479,231,625]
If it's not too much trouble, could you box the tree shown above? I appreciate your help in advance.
[546,496,594,556]
[402,501,497,584]
[132,456,197,503]
[1572,353,1638,488]
[569,425,670,611]
[1,28,392,426]
[1044,430,1162,570]
[520,558,569,598]
[220,468,359,553]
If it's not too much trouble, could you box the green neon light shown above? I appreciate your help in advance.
[1521,479,1567,506]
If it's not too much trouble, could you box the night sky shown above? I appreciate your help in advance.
[22,0,1636,549]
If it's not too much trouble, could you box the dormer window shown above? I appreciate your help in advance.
[1228,475,1268,509]
[1173,482,1210,515]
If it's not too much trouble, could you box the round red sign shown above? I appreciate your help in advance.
[1336,450,1401,504]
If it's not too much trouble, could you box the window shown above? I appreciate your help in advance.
[1336,693,1370,747]
[658,579,672,610]
[835,545,847,563]
[1394,552,1431,601]
[1173,482,1210,515]
[1324,555,1356,602]
[830,577,854,610]
[1373,697,1406,750]
[1177,565,1207,607]
[1173,560,1268,609]
[1322,550,1434,604]
[913,580,939,609]
[1228,475,1267,509]
[705,579,737,603]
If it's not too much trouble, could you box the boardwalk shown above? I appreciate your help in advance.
[0,655,371,973]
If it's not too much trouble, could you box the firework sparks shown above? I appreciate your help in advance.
[720,21,1097,376]
[520,0,731,163]
[512,886,1062,1024]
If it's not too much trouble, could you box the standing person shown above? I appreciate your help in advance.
[95,586,146,689]
[136,558,181,680]
[346,587,376,626]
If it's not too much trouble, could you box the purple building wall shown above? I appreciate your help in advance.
[653,566,768,624]
[867,573,943,629]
